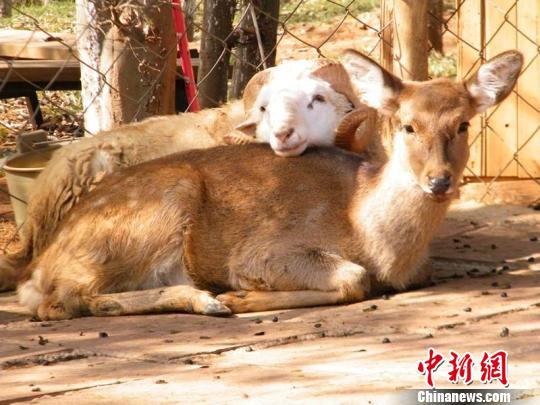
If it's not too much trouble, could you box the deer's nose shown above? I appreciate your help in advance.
[428,175,451,195]
[275,128,294,142]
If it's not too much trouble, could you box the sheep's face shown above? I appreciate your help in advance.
[239,77,353,157]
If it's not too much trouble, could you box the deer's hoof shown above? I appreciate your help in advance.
[215,290,253,313]
[194,293,232,317]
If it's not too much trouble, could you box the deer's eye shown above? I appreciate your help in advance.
[259,105,266,112]
[403,124,415,134]
[458,122,470,132]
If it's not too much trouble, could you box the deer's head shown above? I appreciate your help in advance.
[342,50,523,201]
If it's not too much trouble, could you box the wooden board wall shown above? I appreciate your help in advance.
[458,0,540,178]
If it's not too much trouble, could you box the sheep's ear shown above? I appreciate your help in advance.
[465,50,523,113]
[235,115,258,137]
[341,49,403,115]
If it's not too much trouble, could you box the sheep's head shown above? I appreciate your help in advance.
[237,60,364,157]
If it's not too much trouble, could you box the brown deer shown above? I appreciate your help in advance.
[0,59,377,293]
[18,50,522,320]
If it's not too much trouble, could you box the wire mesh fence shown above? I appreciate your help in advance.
[0,0,538,253]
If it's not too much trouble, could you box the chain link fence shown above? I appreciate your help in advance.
[0,0,538,252]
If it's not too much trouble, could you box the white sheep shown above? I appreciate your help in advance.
[0,58,376,292]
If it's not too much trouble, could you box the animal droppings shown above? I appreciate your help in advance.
[500,327,509,337]
[463,307,472,312]
[98,332,108,338]
[500,292,508,298]
[363,304,378,312]
[382,337,391,344]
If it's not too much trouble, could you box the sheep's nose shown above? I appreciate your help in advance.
[428,175,451,195]
[275,128,294,142]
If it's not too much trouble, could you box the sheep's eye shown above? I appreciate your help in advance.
[403,124,415,134]
[259,105,266,112]
[458,122,470,132]
[313,94,325,103]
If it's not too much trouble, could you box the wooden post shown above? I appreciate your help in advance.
[380,0,394,72]
[197,0,236,108]
[428,0,444,53]
[0,0,11,18]
[393,0,429,80]
[230,0,279,99]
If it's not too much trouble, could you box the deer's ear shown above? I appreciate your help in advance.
[341,49,403,115]
[466,50,523,113]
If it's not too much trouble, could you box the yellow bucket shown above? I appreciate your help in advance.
[3,146,62,229]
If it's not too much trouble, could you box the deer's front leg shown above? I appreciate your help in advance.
[89,285,232,317]
[217,249,370,313]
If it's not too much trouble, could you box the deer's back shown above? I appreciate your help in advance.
[61,144,377,291]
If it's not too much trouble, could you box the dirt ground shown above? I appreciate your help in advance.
[0,181,539,404]
[275,10,457,62]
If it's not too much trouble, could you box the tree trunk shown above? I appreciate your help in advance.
[393,0,429,81]
[197,0,236,108]
[76,0,176,135]
[428,0,444,53]
[230,0,279,99]
[0,0,12,18]
[183,0,197,41]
